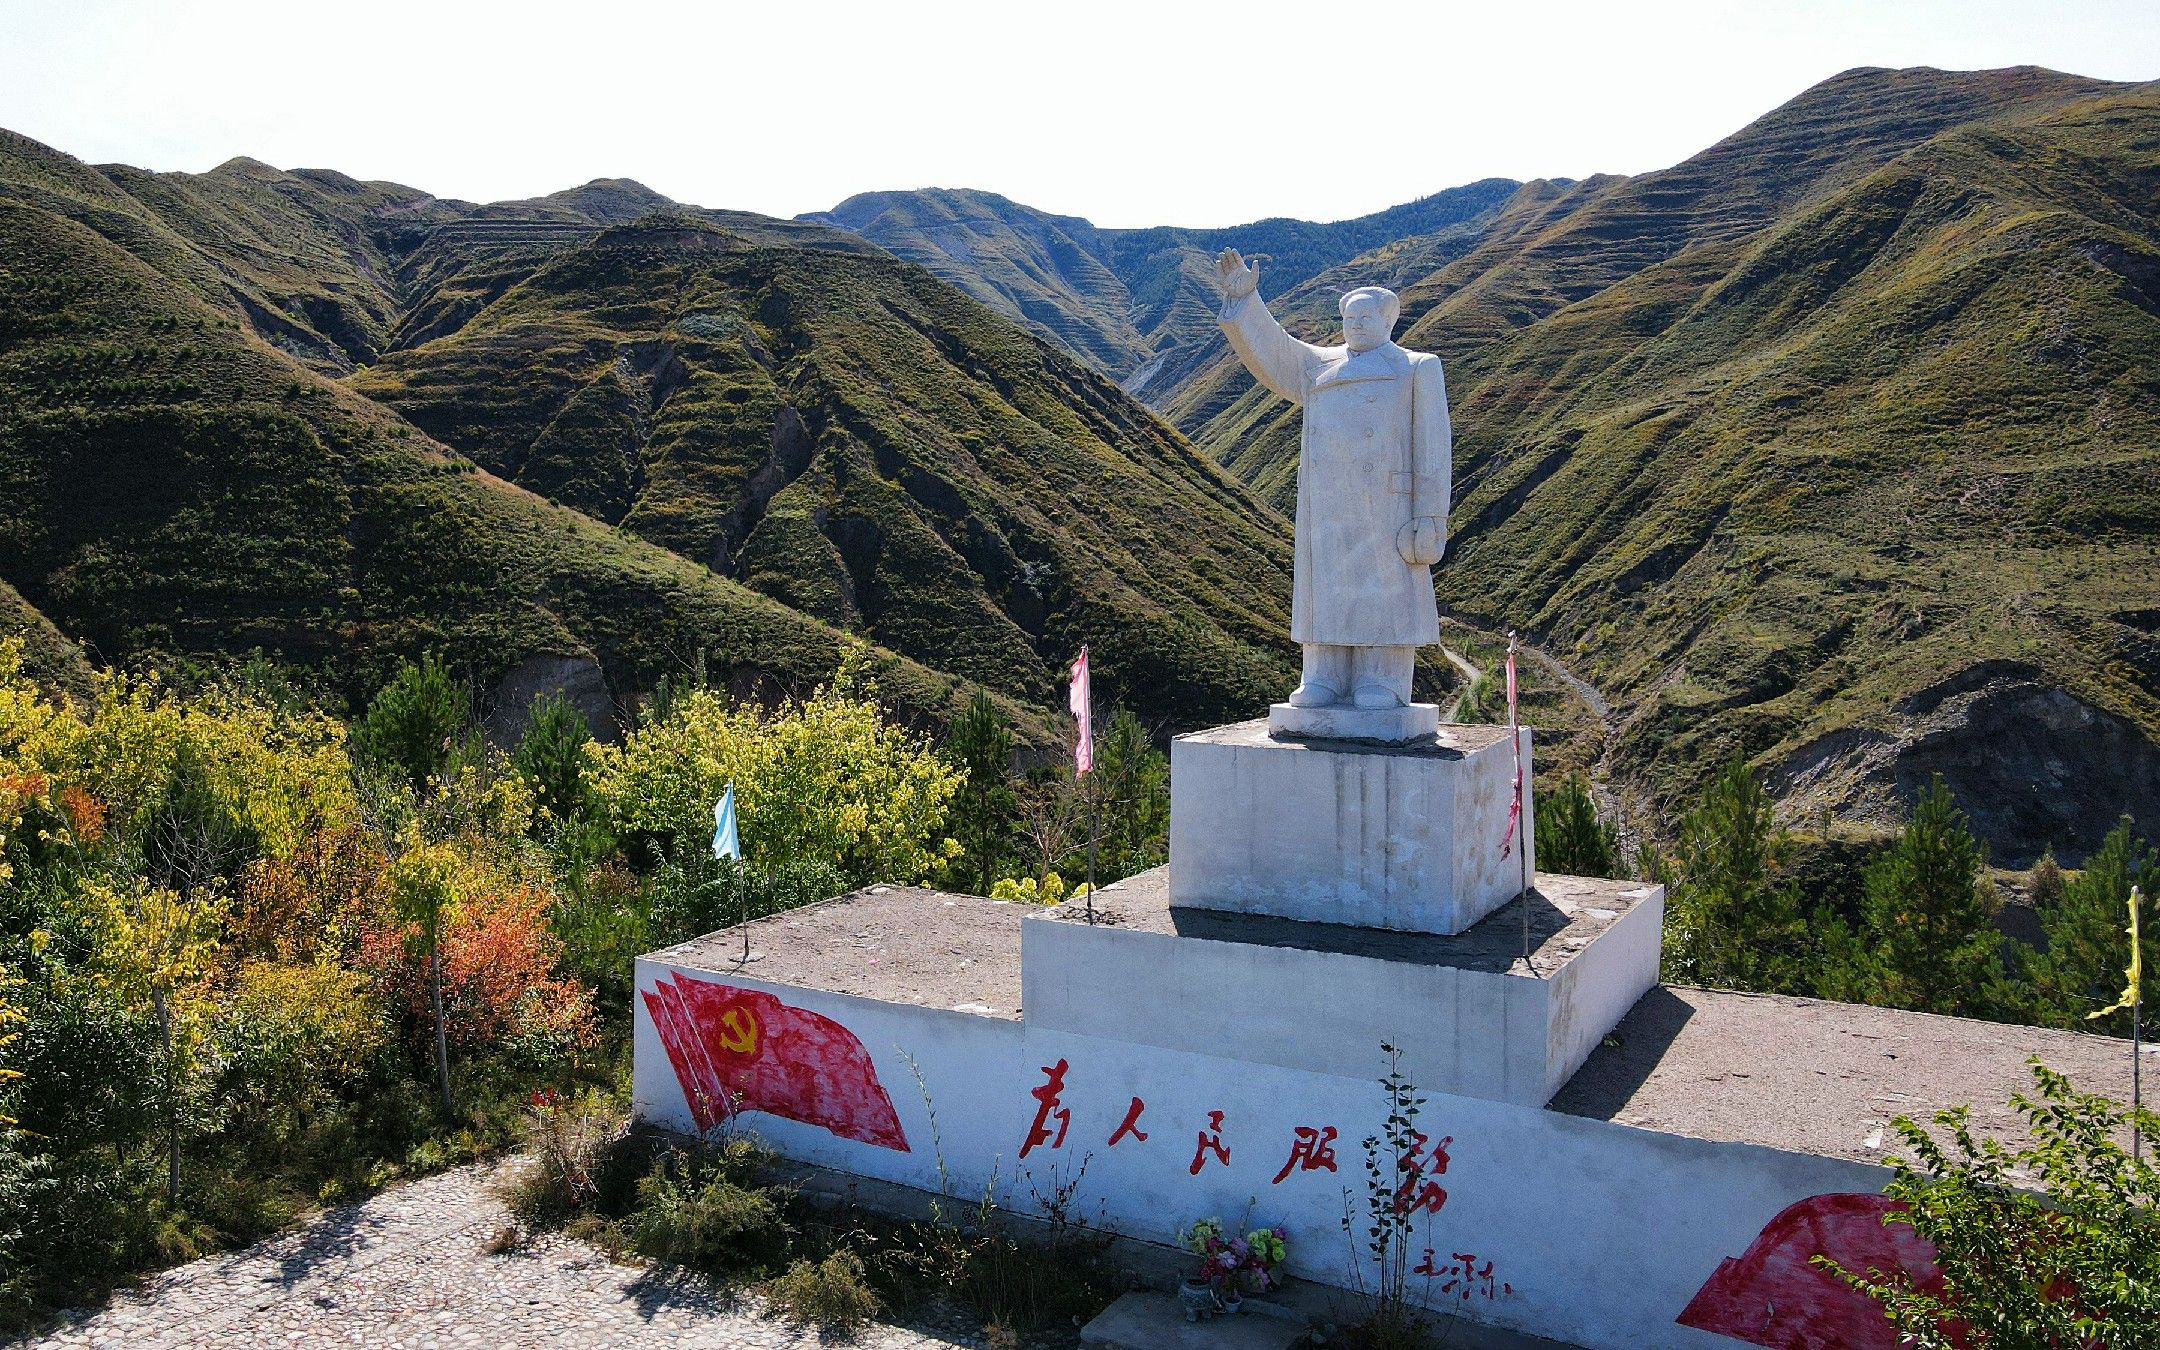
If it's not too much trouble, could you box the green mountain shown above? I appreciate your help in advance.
[1183,67,2160,861]
[805,180,1519,398]
[348,220,1296,720]
[0,134,1050,736]
[0,129,1293,733]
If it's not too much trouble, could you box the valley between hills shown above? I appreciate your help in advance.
[2,62,2155,858]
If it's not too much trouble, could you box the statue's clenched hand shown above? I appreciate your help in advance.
[1396,517,1446,567]
[1216,247,1260,302]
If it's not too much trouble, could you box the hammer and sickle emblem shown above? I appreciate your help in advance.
[716,1007,759,1055]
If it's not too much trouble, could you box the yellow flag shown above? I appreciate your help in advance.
[2088,884,2144,1021]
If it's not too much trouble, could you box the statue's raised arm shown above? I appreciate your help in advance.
[1212,248,1455,743]
[1214,249,1323,406]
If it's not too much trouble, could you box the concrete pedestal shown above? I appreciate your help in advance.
[1169,719,1531,936]
[1266,700,1440,744]
[1024,867,1665,1108]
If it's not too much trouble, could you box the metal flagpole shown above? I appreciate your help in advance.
[1510,633,1529,968]
[1071,646,1096,926]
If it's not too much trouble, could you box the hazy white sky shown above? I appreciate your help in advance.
[3,0,2155,228]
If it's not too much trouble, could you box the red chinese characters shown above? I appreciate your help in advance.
[1108,1096,1149,1146]
[1271,1124,1340,1184]
[1416,1249,1511,1300]
[1189,1110,1232,1175]
[1020,1059,1072,1158]
[1394,1131,1451,1214]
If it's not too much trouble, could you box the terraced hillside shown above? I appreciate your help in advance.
[0,135,1052,737]
[0,128,1294,733]
[350,220,1297,721]
[806,180,1519,399]
[1185,68,2160,860]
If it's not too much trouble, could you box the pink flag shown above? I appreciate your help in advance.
[1069,646,1092,776]
[1500,637,1522,858]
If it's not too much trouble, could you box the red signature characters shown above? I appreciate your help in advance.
[1676,1192,1943,1350]
[642,974,909,1152]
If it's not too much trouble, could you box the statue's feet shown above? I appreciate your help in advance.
[1286,681,1340,708]
[1352,683,1405,710]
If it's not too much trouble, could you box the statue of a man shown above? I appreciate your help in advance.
[1215,248,1450,737]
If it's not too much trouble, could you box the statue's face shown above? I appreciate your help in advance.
[1341,294,1393,353]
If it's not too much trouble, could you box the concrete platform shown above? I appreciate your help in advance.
[1169,720,1531,936]
[648,883,2147,1164]
[1551,985,2152,1162]
[645,885,1028,1019]
[1025,866,1663,1107]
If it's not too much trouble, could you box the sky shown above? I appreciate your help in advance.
[3,0,2156,229]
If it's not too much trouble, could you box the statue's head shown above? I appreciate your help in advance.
[1339,286,1400,353]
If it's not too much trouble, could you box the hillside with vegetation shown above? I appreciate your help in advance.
[806,180,1520,399]
[0,133,1050,740]
[0,129,1295,734]
[349,221,1296,722]
[1177,67,2160,860]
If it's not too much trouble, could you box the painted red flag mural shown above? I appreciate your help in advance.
[642,973,909,1152]
[1676,1192,1946,1350]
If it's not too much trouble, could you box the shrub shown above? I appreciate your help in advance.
[1822,1061,2160,1344]
[498,1093,631,1227]
[626,1142,791,1273]
[212,961,389,1144]
[766,1249,881,1332]
[588,679,958,886]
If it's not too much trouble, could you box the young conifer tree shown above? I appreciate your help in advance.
[1853,775,2000,1016]
[1664,755,1805,992]
[944,689,1016,895]
[2026,821,2159,1036]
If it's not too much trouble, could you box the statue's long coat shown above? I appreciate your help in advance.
[1220,292,1451,647]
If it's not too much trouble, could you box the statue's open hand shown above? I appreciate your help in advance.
[1397,517,1446,567]
[1216,247,1259,301]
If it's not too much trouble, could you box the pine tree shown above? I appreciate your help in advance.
[1535,775,1619,879]
[355,654,466,797]
[944,689,1016,895]
[2026,820,2159,1036]
[513,692,595,831]
[1845,776,2001,1015]
[1090,708,1168,882]
[1664,754,1805,992]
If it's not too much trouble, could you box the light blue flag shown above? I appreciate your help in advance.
[712,783,741,861]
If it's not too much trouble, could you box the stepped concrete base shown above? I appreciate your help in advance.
[1266,700,1439,744]
[1170,719,1531,936]
[1025,867,1664,1108]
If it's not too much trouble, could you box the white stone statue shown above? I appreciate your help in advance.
[1215,248,1450,741]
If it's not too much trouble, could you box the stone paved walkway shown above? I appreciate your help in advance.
[22,1162,984,1350]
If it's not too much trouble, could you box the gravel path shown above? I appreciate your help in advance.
[22,1162,983,1350]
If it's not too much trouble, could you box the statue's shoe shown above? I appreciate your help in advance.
[1285,681,1340,708]
[1351,684,1405,710]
